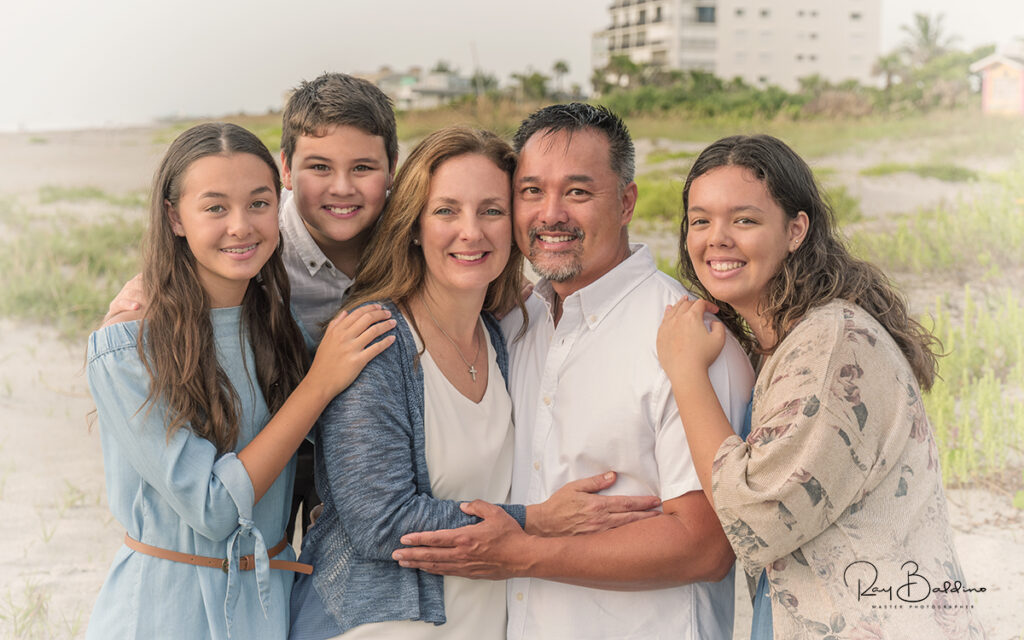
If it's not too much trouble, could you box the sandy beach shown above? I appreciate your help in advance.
[0,125,1021,639]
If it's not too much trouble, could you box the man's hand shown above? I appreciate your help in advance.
[102,273,146,327]
[393,500,533,579]
[525,471,661,537]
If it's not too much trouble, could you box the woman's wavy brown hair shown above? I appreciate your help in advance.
[679,134,940,389]
[344,126,525,321]
[140,122,310,455]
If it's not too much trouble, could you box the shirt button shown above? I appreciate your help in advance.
[543,396,551,406]
[308,261,316,268]
[533,461,541,471]
[516,592,524,601]
[589,315,597,323]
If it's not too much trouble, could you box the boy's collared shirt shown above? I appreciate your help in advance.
[279,190,352,342]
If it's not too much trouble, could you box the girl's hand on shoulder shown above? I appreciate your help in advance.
[307,305,397,398]
[657,297,726,384]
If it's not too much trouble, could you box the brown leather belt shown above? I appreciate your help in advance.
[124,533,313,575]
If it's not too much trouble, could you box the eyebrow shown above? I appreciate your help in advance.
[432,196,507,206]
[304,155,380,164]
[687,204,764,214]
[516,174,594,185]
[198,186,274,199]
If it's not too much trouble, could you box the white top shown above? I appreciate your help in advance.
[499,244,755,640]
[279,189,353,342]
[333,318,513,640]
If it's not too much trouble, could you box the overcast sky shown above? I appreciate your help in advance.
[2,0,1022,132]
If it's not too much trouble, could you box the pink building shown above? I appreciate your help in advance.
[970,53,1024,116]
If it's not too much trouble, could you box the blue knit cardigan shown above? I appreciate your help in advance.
[299,300,527,633]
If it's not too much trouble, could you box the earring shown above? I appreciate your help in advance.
[386,188,391,199]
[412,238,421,246]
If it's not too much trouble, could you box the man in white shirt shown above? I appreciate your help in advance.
[394,103,754,639]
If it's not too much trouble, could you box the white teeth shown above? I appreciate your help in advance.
[452,252,485,261]
[709,261,744,271]
[538,235,574,244]
[327,205,358,215]
[222,244,257,254]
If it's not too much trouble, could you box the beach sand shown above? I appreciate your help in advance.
[0,126,1020,639]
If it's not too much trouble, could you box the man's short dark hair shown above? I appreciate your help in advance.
[281,73,398,170]
[512,103,635,188]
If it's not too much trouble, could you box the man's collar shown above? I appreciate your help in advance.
[280,190,333,277]
[533,243,657,329]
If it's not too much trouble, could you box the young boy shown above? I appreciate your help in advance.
[103,72,399,539]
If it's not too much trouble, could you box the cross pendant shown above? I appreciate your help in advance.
[469,365,478,381]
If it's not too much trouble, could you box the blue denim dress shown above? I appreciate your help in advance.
[739,397,774,640]
[85,308,297,639]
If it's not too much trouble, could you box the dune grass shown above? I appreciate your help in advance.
[0,214,144,338]
[860,162,978,182]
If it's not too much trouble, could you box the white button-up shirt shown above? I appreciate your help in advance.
[500,244,754,640]
[279,190,352,342]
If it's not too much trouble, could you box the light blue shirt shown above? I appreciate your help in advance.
[85,307,297,640]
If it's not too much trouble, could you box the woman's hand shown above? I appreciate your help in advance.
[305,305,397,400]
[657,297,726,386]
[525,471,661,537]
[101,273,147,327]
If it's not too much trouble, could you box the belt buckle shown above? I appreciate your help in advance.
[221,558,230,574]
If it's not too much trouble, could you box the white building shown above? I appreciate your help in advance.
[593,0,717,74]
[592,0,881,91]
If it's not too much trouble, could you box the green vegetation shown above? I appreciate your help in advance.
[39,185,146,208]
[0,214,144,338]
[924,288,1024,485]
[633,175,685,222]
[155,115,283,153]
[860,162,978,182]
[646,149,696,165]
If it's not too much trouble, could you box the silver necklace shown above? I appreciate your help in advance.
[421,297,482,381]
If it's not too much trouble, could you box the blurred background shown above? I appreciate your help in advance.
[1,1,1022,637]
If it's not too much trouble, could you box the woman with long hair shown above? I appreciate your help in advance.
[656,134,984,638]
[86,122,394,639]
[289,126,659,639]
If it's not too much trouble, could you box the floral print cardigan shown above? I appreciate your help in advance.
[711,300,985,639]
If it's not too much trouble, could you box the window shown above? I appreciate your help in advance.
[809,32,817,39]
[639,9,646,24]
[760,8,770,17]
[796,54,804,61]
[697,6,716,23]
[797,9,804,17]
[735,7,745,17]
[809,54,817,61]
[622,34,631,48]
[637,31,646,46]
[810,10,818,17]
[655,6,662,21]
[850,12,862,20]
[758,75,768,84]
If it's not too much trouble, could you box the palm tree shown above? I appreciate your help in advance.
[552,60,570,96]
[872,52,905,91]
[900,13,958,66]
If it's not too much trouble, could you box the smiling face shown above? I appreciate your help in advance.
[685,165,808,328]
[417,153,513,301]
[282,124,393,254]
[168,153,280,308]
[513,128,636,297]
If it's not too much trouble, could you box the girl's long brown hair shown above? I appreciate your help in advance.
[140,123,309,455]
[679,134,940,390]
[344,126,525,320]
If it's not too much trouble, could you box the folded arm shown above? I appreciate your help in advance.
[394,489,734,590]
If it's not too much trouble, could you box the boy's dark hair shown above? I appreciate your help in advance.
[281,73,398,170]
[512,102,635,189]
